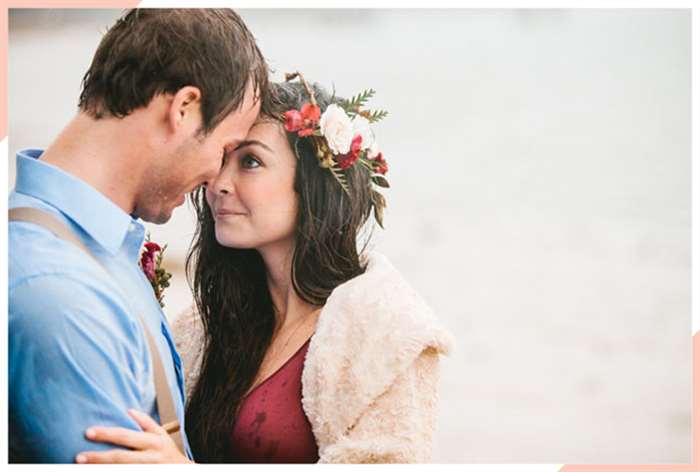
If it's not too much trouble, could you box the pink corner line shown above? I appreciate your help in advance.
[559,332,700,472]
[1,1,142,141]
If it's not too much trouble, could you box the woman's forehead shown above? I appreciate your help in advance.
[240,120,296,164]
[246,119,285,140]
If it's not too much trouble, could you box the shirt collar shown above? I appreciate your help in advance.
[14,149,137,255]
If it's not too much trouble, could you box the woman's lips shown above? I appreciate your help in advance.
[215,209,246,219]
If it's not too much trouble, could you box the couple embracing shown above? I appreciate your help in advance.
[9,9,453,464]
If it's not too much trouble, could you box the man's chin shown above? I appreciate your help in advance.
[152,212,174,225]
[137,207,174,225]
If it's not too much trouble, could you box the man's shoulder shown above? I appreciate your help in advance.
[9,200,105,281]
[9,269,138,337]
[8,200,148,351]
[9,221,134,338]
[9,223,104,289]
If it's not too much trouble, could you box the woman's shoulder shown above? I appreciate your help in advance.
[302,251,454,442]
[170,304,205,397]
[171,305,204,347]
[318,251,454,353]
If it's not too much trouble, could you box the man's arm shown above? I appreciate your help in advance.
[9,273,155,463]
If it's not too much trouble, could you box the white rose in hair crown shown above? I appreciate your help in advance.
[319,104,354,155]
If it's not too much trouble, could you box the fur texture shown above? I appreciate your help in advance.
[172,252,454,463]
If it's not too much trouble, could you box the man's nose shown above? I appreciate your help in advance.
[207,172,234,196]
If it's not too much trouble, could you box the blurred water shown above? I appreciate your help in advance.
[8,8,691,463]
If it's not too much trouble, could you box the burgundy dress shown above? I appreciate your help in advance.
[229,338,319,463]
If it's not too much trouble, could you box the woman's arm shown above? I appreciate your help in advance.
[318,349,442,463]
[76,409,192,464]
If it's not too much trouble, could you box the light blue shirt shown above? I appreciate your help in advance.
[9,149,192,463]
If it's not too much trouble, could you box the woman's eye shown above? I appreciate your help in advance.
[241,154,261,169]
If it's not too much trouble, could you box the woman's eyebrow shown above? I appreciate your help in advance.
[235,139,273,152]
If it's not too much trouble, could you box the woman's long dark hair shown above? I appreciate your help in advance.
[184,82,386,462]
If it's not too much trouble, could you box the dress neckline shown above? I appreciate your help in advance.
[243,336,312,400]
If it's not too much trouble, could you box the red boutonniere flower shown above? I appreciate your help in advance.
[139,236,172,308]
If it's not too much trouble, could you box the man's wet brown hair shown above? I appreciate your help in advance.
[78,8,268,134]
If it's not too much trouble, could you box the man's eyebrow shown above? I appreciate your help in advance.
[235,139,273,152]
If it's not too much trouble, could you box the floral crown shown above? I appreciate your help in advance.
[281,71,389,227]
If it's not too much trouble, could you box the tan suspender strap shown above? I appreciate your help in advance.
[135,317,185,453]
[9,207,185,455]
[9,207,94,259]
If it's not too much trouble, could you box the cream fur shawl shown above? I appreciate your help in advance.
[171,252,454,463]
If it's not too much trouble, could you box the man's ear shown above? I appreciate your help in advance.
[167,86,203,134]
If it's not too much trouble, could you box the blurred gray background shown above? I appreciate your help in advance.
[8,8,691,463]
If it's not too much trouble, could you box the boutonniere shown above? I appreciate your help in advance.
[139,235,172,308]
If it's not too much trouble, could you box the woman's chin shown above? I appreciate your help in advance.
[215,233,253,250]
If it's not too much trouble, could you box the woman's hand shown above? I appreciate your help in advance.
[76,409,192,464]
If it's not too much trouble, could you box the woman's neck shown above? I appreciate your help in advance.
[258,241,318,330]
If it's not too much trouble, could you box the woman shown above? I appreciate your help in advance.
[78,73,454,463]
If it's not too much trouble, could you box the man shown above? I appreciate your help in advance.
[9,9,266,462]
